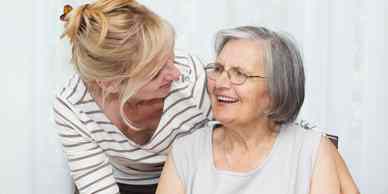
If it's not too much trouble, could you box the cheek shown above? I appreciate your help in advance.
[260,85,271,103]
[142,79,159,91]
[134,82,158,98]
[137,85,151,95]
[242,85,270,110]
[207,79,215,95]
[253,89,271,109]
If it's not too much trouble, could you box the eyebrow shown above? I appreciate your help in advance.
[215,62,248,73]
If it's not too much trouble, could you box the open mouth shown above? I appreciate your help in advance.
[160,82,172,89]
[136,97,165,106]
[216,95,239,104]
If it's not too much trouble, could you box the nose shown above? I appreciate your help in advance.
[163,62,180,81]
[215,71,231,88]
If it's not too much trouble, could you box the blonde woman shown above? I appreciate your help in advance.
[54,0,210,193]
[55,1,357,194]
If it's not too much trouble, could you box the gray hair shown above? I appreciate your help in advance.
[214,26,305,124]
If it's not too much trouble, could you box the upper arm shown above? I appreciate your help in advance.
[329,142,360,194]
[54,105,119,194]
[310,136,341,194]
[156,153,185,194]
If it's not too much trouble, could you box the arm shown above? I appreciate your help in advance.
[329,142,360,194]
[310,136,341,194]
[54,101,119,194]
[156,153,185,194]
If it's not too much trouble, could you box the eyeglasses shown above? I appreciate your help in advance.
[205,62,266,85]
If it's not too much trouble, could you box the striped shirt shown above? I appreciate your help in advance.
[53,53,212,194]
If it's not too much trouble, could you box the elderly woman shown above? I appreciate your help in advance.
[157,26,356,194]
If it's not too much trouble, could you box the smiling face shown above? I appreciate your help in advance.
[208,39,271,127]
[131,51,181,101]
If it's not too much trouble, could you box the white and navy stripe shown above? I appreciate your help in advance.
[53,52,212,193]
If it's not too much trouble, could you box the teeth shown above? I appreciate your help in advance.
[217,96,238,103]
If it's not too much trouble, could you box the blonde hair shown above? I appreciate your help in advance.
[61,0,175,129]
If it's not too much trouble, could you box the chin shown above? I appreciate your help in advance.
[159,87,172,96]
[213,112,235,124]
[159,91,170,98]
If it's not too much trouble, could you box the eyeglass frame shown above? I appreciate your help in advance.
[204,62,266,85]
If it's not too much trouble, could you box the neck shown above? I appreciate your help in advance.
[221,117,279,151]
[93,92,129,130]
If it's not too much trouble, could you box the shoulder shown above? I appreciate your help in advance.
[175,50,205,70]
[53,74,93,127]
[171,124,212,163]
[284,123,323,144]
[174,50,206,85]
[168,51,212,118]
[173,125,211,152]
[170,125,212,181]
[282,123,324,163]
[53,75,78,120]
[54,74,89,106]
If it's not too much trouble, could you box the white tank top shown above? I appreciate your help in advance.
[171,123,322,194]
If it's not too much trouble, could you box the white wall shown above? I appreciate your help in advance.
[0,1,34,193]
[359,0,388,191]
[30,0,75,193]
[0,0,74,193]
[0,0,387,193]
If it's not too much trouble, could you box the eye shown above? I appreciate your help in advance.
[234,69,244,76]
[230,67,247,79]
[214,64,224,73]
[151,66,164,80]
[151,71,160,80]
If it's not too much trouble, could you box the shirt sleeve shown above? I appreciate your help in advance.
[175,51,213,122]
[53,96,120,194]
[190,54,213,121]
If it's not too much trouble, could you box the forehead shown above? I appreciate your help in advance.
[217,39,266,72]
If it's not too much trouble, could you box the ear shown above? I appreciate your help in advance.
[262,92,273,114]
[96,79,122,94]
